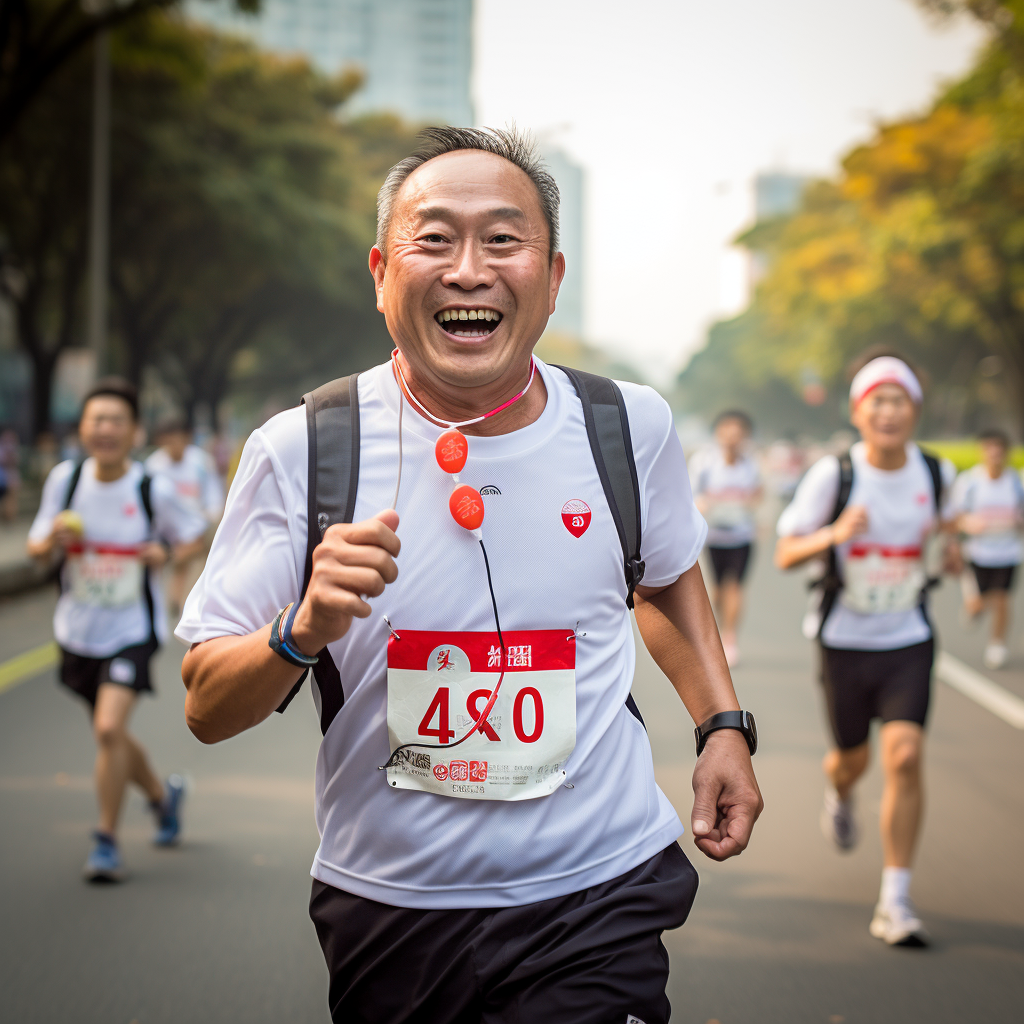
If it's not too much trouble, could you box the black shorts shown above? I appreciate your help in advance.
[59,636,159,711]
[708,543,753,584]
[308,842,699,1024]
[819,639,934,749]
[971,563,1017,594]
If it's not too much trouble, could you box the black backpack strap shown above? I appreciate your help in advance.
[554,365,644,609]
[63,460,85,509]
[920,451,943,511]
[139,472,154,526]
[816,451,854,638]
[276,374,361,731]
[137,472,157,641]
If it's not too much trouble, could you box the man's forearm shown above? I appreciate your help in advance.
[633,562,740,724]
[182,626,306,743]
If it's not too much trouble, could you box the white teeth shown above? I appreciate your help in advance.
[436,309,502,327]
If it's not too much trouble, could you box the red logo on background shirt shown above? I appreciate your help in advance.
[916,493,928,504]
[123,504,137,517]
[561,499,592,538]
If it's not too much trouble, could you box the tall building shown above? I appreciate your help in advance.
[541,145,584,338]
[749,171,810,285]
[191,0,474,126]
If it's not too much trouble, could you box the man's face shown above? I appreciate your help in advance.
[715,418,747,453]
[850,383,918,450]
[161,430,190,462]
[370,150,565,389]
[79,396,136,465]
[981,439,1007,476]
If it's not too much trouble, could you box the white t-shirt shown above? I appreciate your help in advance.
[776,443,956,651]
[177,358,707,910]
[689,446,760,547]
[146,444,224,523]
[949,465,1024,568]
[29,459,207,657]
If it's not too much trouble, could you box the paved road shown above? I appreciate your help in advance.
[1,541,1022,1023]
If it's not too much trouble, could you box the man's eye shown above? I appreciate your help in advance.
[421,234,447,243]
[490,234,517,244]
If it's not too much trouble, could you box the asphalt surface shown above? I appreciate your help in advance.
[1,539,1022,1024]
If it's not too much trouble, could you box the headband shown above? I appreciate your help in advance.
[849,357,922,407]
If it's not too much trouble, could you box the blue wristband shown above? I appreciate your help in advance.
[269,603,319,668]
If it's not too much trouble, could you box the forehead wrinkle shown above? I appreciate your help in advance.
[412,203,529,225]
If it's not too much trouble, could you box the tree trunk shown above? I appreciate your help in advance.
[29,348,59,440]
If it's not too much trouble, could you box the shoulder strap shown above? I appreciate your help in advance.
[276,374,360,726]
[62,460,85,510]
[139,473,154,526]
[553,365,644,609]
[816,452,854,639]
[920,450,943,511]
[829,452,854,525]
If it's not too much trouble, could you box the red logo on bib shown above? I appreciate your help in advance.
[433,763,449,781]
[469,760,488,782]
[561,499,591,538]
[449,760,469,782]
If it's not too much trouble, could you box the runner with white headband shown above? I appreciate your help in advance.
[775,350,958,947]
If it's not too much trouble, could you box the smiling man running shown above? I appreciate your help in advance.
[177,127,762,1024]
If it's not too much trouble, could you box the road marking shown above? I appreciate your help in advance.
[0,641,59,694]
[935,651,1024,730]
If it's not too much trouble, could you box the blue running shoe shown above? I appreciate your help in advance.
[84,831,124,883]
[154,774,186,847]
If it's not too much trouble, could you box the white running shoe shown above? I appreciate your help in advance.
[870,898,929,947]
[820,788,858,851]
[723,638,740,669]
[983,642,1008,669]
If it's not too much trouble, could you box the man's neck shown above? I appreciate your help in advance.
[863,441,908,471]
[92,456,131,483]
[395,352,547,437]
[721,447,739,466]
[986,464,1003,481]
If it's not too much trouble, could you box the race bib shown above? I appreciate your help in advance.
[385,629,576,801]
[67,545,144,608]
[841,544,925,615]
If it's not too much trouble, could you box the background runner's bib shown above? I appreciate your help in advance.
[66,544,144,608]
[840,543,925,614]
[386,629,576,801]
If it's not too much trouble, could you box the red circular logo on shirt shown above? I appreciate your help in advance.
[561,499,592,538]
[433,763,449,781]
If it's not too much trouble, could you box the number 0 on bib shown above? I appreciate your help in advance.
[386,630,576,800]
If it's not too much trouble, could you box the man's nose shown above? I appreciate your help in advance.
[442,240,495,290]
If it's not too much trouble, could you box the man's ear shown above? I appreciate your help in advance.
[369,247,386,313]
[548,251,566,315]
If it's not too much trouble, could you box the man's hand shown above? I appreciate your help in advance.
[831,504,869,545]
[139,541,170,568]
[290,509,401,655]
[959,512,987,537]
[691,729,764,861]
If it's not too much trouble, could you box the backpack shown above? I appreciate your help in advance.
[61,461,157,634]
[811,448,943,638]
[277,367,647,734]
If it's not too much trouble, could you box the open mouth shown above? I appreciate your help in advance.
[434,308,503,339]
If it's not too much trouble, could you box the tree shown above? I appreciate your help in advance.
[0,0,257,144]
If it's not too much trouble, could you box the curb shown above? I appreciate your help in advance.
[0,559,52,599]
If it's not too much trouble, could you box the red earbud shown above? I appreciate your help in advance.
[449,484,484,531]
[435,429,468,474]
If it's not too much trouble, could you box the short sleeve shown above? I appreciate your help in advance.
[777,455,841,537]
[175,427,304,644]
[151,475,208,545]
[28,461,75,542]
[618,383,707,589]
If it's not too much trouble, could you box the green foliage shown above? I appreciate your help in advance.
[680,9,1024,439]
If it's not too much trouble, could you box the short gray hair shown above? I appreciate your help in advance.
[376,125,560,260]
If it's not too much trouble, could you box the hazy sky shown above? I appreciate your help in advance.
[475,0,986,384]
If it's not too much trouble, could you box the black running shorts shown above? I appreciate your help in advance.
[309,842,699,1024]
[59,636,159,711]
[819,639,934,749]
[971,562,1017,594]
[708,543,753,585]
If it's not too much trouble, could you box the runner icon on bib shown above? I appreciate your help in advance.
[385,630,576,800]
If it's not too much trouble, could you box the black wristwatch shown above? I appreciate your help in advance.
[694,710,757,757]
